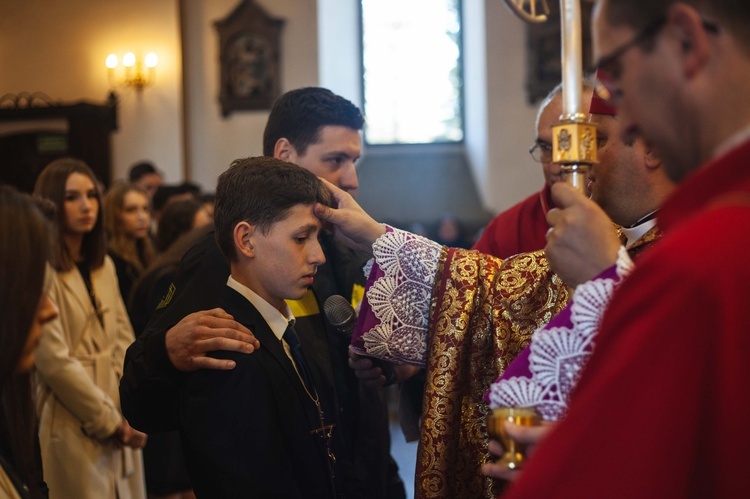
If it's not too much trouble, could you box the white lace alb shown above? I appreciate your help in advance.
[359,228,441,366]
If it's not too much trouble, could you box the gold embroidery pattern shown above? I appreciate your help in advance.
[416,249,569,498]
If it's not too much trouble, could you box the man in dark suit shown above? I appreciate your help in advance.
[180,157,337,497]
[121,88,404,498]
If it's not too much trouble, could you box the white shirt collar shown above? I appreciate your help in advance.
[621,218,657,249]
[226,275,294,342]
[713,123,750,159]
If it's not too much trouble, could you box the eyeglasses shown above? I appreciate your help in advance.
[595,16,720,105]
[529,140,553,163]
[594,16,667,104]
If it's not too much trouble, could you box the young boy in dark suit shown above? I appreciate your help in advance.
[178,156,338,498]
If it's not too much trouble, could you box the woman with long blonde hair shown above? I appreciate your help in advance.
[104,182,155,307]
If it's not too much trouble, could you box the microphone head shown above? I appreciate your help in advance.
[323,295,355,327]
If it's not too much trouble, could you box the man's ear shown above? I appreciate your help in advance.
[643,144,662,171]
[274,138,296,162]
[234,221,256,258]
[668,3,711,79]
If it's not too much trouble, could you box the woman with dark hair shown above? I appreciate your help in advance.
[33,158,146,499]
[0,186,58,498]
[104,182,155,307]
[154,198,211,253]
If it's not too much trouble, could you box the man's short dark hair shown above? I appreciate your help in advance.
[152,185,181,213]
[214,156,333,262]
[128,162,160,182]
[262,87,364,157]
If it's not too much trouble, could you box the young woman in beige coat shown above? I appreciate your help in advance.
[33,159,146,499]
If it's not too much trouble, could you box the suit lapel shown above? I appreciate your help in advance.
[217,286,323,428]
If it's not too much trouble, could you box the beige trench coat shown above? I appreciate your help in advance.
[35,258,145,499]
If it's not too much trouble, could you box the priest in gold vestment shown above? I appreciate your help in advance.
[315,92,672,498]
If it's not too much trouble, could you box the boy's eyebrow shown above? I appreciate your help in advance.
[294,222,322,232]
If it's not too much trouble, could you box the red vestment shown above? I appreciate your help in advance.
[506,139,750,498]
[472,185,554,259]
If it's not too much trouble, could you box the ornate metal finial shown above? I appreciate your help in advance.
[502,0,597,194]
[503,0,551,23]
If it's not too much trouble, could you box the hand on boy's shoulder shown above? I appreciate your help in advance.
[166,308,260,372]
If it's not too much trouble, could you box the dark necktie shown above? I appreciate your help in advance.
[283,323,317,395]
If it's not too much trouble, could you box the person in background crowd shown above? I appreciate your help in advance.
[104,182,156,309]
[151,183,202,227]
[0,186,58,499]
[154,198,212,254]
[34,158,146,499]
[433,213,470,249]
[199,193,215,218]
[128,162,163,204]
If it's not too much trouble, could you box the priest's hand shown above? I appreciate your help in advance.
[314,178,386,256]
[348,348,420,387]
[482,421,557,482]
[166,308,260,371]
[545,182,621,287]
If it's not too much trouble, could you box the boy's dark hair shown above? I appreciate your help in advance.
[128,161,160,182]
[262,87,364,156]
[214,156,333,262]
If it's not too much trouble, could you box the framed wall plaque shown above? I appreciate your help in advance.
[214,0,285,117]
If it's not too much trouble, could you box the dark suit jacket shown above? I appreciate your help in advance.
[179,285,335,499]
[121,230,403,498]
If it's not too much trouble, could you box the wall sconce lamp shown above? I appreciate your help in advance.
[106,52,158,93]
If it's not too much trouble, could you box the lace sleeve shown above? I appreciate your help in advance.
[486,249,631,421]
[350,227,442,367]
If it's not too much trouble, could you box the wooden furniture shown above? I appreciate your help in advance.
[0,92,118,192]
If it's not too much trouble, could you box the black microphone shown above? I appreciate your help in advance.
[323,295,356,338]
[323,295,396,386]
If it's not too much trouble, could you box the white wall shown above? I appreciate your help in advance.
[181,0,320,193]
[1,0,546,213]
[0,0,183,183]
[320,0,544,215]
[317,0,362,108]
[481,0,543,214]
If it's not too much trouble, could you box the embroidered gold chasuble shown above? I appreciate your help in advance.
[351,226,662,499]
[418,248,568,498]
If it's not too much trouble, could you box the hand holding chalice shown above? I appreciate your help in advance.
[487,406,541,470]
